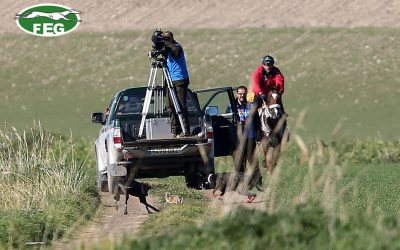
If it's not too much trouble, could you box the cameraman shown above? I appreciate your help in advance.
[162,31,191,137]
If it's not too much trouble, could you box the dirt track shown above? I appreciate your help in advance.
[51,189,267,249]
[52,193,160,249]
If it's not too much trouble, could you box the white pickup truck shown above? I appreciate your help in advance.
[91,86,240,193]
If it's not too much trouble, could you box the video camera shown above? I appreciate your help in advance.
[149,29,167,59]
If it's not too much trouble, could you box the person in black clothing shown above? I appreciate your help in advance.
[230,86,262,191]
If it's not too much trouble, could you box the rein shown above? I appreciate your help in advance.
[264,103,282,120]
[268,104,281,110]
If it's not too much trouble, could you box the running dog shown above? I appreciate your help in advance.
[114,180,160,214]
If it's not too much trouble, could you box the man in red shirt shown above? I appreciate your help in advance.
[252,55,285,112]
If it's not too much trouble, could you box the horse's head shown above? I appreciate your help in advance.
[265,90,282,120]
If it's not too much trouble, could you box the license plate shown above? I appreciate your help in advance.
[148,148,181,156]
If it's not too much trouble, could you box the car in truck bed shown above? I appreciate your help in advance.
[91,86,239,193]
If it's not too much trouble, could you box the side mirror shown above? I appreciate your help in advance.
[91,112,105,124]
[205,106,218,116]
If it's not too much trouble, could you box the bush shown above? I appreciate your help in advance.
[0,125,98,248]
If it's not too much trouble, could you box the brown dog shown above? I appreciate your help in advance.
[114,180,160,214]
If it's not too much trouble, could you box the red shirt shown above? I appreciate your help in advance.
[252,65,284,95]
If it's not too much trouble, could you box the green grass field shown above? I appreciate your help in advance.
[1,28,400,248]
[1,28,399,141]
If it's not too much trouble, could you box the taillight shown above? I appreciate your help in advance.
[114,137,122,144]
[113,128,122,144]
[206,127,213,149]
[204,116,214,149]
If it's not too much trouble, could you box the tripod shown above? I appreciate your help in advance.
[138,57,187,138]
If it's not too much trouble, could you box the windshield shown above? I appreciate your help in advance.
[111,87,201,118]
[116,95,144,115]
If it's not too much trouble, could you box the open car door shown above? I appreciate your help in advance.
[194,87,238,157]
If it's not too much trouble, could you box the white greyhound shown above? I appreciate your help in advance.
[15,9,81,22]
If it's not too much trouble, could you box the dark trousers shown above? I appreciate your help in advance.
[167,80,190,135]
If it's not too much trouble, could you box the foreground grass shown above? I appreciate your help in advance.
[0,124,97,248]
[91,137,400,249]
[113,205,399,250]
[171,159,400,250]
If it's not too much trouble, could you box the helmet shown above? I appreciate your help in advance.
[262,55,274,66]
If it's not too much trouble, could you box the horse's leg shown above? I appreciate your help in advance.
[259,137,271,172]
[269,144,282,175]
[257,137,267,169]
[265,146,274,176]
[283,127,290,143]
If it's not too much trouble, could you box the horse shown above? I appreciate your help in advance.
[257,90,289,176]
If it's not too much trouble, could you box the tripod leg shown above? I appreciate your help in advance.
[162,67,187,134]
[138,67,158,137]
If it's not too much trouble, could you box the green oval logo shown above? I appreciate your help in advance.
[15,4,81,37]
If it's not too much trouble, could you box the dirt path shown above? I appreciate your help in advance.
[202,189,268,216]
[52,193,160,250]
[52,188,266,249]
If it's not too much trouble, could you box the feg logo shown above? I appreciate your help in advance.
[15,4,81,37]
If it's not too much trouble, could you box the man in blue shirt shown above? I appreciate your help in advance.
[162,31,190,137]
[232,86,259,174]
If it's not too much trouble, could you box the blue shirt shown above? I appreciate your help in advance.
[237,102,252,123]
[166,43,189,81]
[228,99,256,138]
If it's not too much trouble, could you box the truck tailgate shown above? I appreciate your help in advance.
[122,137,210,158]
